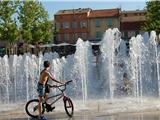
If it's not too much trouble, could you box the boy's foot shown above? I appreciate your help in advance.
[46,103,55,112]
[40,115,47,120]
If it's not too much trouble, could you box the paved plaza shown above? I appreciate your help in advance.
[1,99,160,120]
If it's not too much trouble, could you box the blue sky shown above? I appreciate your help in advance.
[41,0,148,20]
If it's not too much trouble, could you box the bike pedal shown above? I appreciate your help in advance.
[51,106,55,111]
[46,106,55,112]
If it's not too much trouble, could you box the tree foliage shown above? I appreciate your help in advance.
[0,0,54,54]
[0,1,18,44]
[143,1,160,35]
[17,1,52,44]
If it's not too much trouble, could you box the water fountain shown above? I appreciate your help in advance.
[0,28,160,117]
[99,28,122,99]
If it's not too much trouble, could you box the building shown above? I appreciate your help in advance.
[54,8,146,44]
[120,10,146,40]
[88,8,121,42]
[54,8,91,44]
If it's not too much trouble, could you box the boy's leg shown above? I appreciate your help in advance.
[44,85,50,106]
[37,83,45,117]
[45,84,50,103]
[38,95,48,120]
[45,93,49,103]
[38,96,43,116]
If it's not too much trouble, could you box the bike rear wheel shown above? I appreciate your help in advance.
[25,99,45,118]
[64,97,74,117]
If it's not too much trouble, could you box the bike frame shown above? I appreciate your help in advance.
[25,80,73,118]
[48,92,64,106]
[46,84,68,106]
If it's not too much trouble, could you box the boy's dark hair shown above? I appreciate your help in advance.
[44,61,50,68]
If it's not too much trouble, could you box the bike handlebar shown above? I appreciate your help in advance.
[65,80,72,85]
[49,80,72,88]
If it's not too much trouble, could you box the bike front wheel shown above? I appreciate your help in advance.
[64,97,74,117]
[25,99,45,118]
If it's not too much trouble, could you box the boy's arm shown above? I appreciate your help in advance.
[48,72,64,84]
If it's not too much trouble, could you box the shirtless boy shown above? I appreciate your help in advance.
[37,61,64,120]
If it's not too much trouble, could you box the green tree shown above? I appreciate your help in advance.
[143,1,160,35]
[17,1,52,52]
[0,1,19,54]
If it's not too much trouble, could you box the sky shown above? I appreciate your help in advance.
[40,0,149,20]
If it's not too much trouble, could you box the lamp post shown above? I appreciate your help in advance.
[53,23,58,44]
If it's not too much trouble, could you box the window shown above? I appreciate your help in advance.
[75,33,78,40]
[58,34,61,41]
[56,23,61,29]
[80,21,87,28]
[60,16,63,20]
[72,22,77,29]
[82,33,87,39]
[73,15,77,20]
[78,33,82,38]
[95,19,100,27]
[63,22,69,29]
[96,31,101,38]
[64,34,69,41]
[72,34,75,40]
[107,18,113,27]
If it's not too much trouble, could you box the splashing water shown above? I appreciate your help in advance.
[0,29,160,115]
[99,28,121,99]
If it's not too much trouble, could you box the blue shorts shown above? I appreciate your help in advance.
[37,83,45,97]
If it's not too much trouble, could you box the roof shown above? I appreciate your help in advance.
[88,8,120,18]
[121,9,146,22]
[55,8,91,15]
[122,10,145,14]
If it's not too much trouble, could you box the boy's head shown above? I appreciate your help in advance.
[44,61,50,68]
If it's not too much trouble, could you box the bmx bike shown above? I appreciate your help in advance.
[25,80,74,118]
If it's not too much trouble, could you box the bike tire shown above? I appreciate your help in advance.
[25,99,45,118]
[64,97,74,117]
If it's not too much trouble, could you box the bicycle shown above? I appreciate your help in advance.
[25,80,74,118]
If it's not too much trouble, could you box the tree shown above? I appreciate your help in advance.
[0,1,19,54]
[31,20,53,44]
[143,1,160,36]
[17,1,52,52]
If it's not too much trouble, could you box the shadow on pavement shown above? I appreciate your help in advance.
[5,116,74,120]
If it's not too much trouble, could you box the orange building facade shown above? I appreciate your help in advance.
[88,8,120,42]
[54,8,91,44]
[54,8,146,44]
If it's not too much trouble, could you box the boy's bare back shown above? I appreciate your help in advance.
[39,69,49,85]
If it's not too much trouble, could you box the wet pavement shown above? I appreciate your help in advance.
[2,111,160,120]
[2,99,160,120]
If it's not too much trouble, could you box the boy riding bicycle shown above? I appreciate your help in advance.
[37,61,65,120]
